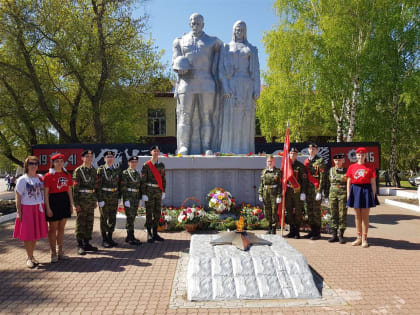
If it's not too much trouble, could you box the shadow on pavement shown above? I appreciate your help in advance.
[369,213,420,225]
[368,237,420,250]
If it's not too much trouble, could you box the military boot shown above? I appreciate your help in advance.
[147,227,154,243]
[131,233,142,246]
[102,232,112,248]
[153,226,164,242]
[294,225,300,239]
[286,225,295,238]
[77,240,86,255]
[328,229,338,243]
[266,221,273,234]
[272,226,277,234]
[303,225,314,239]
[125,230,134,244]
[107,232,118,247]
[338,229,346,244]
[310,225,321,240]
[83,239,98,252]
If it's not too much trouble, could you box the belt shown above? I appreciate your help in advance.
[127,188,139,192]
[79,189,94,193]
[331,185,346,188]
[264,184,278,188]
[146,183,159,188]
[102,188,117,192]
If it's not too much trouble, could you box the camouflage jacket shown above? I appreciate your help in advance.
[140,160,166,194]
[305,156,327,193]
[258,167,282,198]
[96,165,121,201]
[72,164,97,206]
[327,166,348,196]
[120,168,142,201]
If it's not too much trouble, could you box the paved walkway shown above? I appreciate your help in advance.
[1,197,420,314]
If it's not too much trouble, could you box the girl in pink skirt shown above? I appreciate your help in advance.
[13,156,48,268]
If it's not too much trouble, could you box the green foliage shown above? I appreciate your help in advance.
[0,0,168,163]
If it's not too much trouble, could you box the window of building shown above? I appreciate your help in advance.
[148,109,166,136]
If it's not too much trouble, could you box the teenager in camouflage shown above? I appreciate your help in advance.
[97,151,121,248]
[73,150,98,255]
[258,155,282,234]
[141,145,165,243]
[303,143,327,240]
[327,153,348,244]
[284,147,308,239]
[120,156,142,246]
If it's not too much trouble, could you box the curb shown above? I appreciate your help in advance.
[0,212,16,224]
[384,199,420,213]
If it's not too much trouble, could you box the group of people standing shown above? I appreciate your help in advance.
[13,146,166,268]
[259,143,378,248]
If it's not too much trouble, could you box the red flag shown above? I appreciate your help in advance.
[278,124,293,230]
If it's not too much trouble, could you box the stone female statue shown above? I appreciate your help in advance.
[219,20,260,154]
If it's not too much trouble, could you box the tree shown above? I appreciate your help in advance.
[0,0,167,164]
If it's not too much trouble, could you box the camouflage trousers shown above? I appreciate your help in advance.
[99,192,119,234]
[285,188,303,226]
[306,184,321,228]
[75,199,96,241]
[329,190,348,230]
[263,192,279,228]
[145,187,162,229]
[124,197,140,232]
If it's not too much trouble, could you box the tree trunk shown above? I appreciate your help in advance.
[346,76,359,142]
[389,92,400,187]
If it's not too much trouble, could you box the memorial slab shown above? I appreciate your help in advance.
[187,234,321,301]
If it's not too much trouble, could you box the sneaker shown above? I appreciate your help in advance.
[26,259,35,268]
[58,252,70,260]
[31,257,40,265]
[51,254,58,263]
[352,237,362,246]
[362,240,369,248]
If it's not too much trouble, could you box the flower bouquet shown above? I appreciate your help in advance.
[240,204,265,230]
[207,187,235,214]
[177,206,205,232]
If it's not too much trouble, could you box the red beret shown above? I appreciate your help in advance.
[51,153,65,160]
[355,147,367,154]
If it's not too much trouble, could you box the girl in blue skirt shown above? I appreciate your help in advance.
[346,147,377,248]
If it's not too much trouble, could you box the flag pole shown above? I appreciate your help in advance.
[280,121,289,237]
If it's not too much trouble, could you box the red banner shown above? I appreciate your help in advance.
[330,146,380,169]
[33,148,84,171]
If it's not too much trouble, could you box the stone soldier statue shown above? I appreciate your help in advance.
[172,13,223,154]
[141,145,166,243]
[73,149,98,255]
[303,143,327,240]
[97,151,121,248]
[258,155,282,234]
[327,153,348,244]
[284,148,308,239]
[120,156,142,246]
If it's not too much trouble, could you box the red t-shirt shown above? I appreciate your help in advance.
[346,163,376,184]
[43,171,73,194]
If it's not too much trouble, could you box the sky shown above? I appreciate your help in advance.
[134,0,278,74]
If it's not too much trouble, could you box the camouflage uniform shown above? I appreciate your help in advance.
[285,160,308,235]
[141,160,166,241]
[120,167,142,244]
[97,165,121,246]
[73,164,97,243]
[304,155,327,238]
[328,166,348,243]
[258,167,282,233]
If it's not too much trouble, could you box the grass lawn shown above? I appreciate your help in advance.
[379,180,417,190]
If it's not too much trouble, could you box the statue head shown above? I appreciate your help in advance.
[189,13,204,36]
[232,20,247,43]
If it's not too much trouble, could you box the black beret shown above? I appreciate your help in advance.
[333,153,345,159]
[308,142,318,148]
[81,150,94,157]
[105,151,115,157]
[290,147,299,153]
[150,145,160,151]
[128,156,139,162]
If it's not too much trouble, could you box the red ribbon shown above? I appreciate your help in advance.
[146,160,164,192]
[304,158,320,189]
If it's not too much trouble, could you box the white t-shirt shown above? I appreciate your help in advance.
[15,174,44,205]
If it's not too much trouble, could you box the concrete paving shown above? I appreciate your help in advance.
[0,196,420,314]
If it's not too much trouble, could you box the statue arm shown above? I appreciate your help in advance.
[218,44,231,97]
[250,47,261,100]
